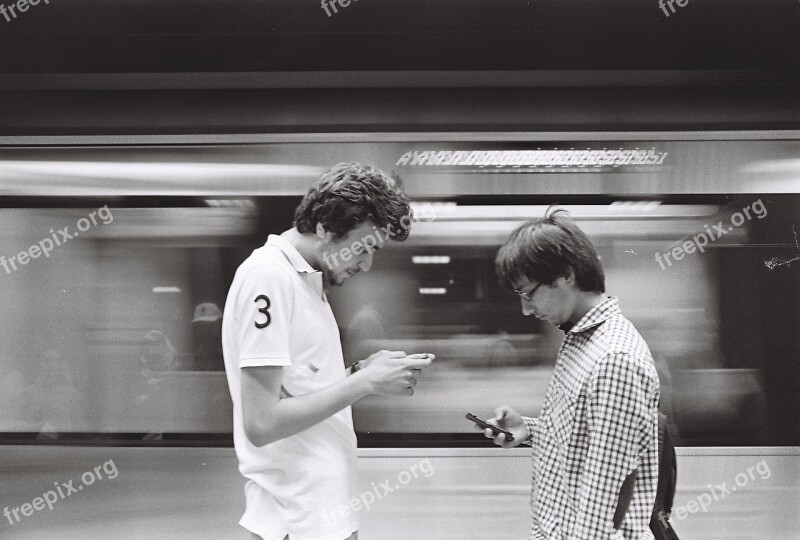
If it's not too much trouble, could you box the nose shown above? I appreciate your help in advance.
[520,297,536,316]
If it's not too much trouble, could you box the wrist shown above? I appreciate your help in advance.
[347,369,373,398]
[522,417,535,444]
[348,360,362,375]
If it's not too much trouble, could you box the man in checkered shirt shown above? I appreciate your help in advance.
[479,209,660,540]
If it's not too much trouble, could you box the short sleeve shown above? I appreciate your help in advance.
[231,263,294,368]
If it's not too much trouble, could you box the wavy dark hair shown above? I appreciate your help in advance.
[495,207,605,293]
[294,163,412,241]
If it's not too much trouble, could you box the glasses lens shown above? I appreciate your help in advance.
[517,283,540,300]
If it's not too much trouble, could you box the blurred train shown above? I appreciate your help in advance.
[0,136,799,539]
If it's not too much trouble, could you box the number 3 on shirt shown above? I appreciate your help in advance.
[254,294,271,329]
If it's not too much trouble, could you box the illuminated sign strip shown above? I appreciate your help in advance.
[396,149,668,168]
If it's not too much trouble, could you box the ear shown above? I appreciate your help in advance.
[563,267,576,285]
[315,222,330,240]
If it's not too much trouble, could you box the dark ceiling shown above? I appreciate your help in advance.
[1,0,798,81]
[0,0,798,135]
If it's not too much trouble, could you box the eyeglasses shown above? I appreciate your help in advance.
[514,282,543,301]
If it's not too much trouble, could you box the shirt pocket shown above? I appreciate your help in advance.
[545,382,578,446]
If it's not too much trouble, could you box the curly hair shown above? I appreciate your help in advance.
[294,163,412,241]
[495,207,605,293]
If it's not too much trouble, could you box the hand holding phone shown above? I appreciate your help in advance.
[361,351,433,397]
[466,412,514,442]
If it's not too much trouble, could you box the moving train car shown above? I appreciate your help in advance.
[0,135,798,539]
[1,0,799,538]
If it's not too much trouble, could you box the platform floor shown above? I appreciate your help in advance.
[0,447,798,539]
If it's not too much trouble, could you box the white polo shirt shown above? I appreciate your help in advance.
[222,234,358,540]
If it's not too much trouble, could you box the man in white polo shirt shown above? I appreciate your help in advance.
[222,163,433,540]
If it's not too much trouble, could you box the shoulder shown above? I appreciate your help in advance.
[235,247,295,284]
[588,351,660,403]
[594,314,653,363]
[230,252,297,301]
[591,317,657,380]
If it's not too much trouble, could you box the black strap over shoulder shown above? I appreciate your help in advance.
[650,412,680,539]
[614,412,678,532]
[613,469,636,529]
[653,412,677,515]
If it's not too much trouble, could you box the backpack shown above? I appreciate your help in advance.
[614,412,679,539]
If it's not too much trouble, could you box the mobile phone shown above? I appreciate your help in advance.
[466,413,514,442]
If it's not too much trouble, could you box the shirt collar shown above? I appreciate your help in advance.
[266,234,318,274]
[559,295,620,334]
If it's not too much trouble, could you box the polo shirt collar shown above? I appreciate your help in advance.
[559,295,620,334]
[266,234,318,274]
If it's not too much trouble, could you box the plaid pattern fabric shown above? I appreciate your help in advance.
[521,297,660,540]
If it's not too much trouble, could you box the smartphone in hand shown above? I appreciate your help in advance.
[466,412,514,442]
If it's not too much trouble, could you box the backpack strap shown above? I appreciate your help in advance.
[614,412,673,529]
[656,412,677,514]
[613,469,637,529]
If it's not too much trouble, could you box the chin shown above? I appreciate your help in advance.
[328,274,347,287]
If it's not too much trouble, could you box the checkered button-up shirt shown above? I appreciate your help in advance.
[521,296,660,540]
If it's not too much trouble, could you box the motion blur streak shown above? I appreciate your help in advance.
[0,138,799,540]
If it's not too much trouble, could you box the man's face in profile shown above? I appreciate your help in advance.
[319,221,387,286]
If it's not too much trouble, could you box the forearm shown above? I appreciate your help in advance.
[248,371,373,446]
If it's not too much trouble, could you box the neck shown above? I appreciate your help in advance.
[280,228,321,271]
[569,291,607,323]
